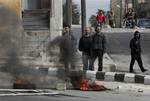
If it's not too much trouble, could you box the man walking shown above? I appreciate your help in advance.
[79,27,92,71]
[129,31,148,73]
[90,26,106,71]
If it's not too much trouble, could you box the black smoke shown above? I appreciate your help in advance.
[0,4,42,83]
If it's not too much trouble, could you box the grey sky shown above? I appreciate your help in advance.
[73,0,110,23]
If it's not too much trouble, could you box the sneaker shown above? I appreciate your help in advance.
[142,69,148,72]
[129,70,135,73]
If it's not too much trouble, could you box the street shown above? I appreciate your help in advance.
[105,30,150,73]
[1,0,150,101]
[0,27,150,101]
[0,89,150,101]
[73,25,150,73]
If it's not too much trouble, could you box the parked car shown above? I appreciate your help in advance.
[136,18,150,29]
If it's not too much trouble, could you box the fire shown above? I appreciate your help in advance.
[71,75,108,91]
[13,79,36,89]
[79,76,89,91]
[15,79,25,84]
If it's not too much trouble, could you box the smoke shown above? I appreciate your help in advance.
[0,5,43,84]
[0,4,79,89]
[48,32,78,81]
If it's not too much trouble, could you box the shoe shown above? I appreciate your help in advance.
[142,69,148,72]
[129,70,135,73]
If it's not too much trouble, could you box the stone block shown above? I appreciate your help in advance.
[96,71,105,80]
[124,73,135,83]
[104,72,116,81]
[115,73,125,82]
[86,70,97,80]
[144,76,150,85]
[135,74,145,84]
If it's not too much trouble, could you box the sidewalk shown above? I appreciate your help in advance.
[72,24,150,34]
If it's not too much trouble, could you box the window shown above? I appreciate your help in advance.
[22,0,51,30]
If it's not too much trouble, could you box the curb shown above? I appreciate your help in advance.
[94,71,150,85]
[46,68,150,85]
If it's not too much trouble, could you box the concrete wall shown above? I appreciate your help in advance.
[50,0,63,40]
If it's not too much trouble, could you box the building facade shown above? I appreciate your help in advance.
[118,0,150,18]
[0,0,63,63]
[135,0,150,18]
[110,0,126,27]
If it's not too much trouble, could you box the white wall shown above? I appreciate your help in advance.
[50,0,63,40]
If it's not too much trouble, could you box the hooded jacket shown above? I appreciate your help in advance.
[130,32,141,53]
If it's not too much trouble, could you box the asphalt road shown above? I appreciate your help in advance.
[0,90,150,101]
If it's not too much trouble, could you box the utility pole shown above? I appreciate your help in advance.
[66,0,72,26]
[125,0,127,13]
[120,0,122,28]
[81,0,86,35]
[132,0,135,10]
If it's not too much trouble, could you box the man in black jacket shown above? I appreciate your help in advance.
[79,27,92,70]
[129,31,148,73]
[90,26,106,71]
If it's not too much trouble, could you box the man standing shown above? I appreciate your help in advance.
[79,27,92,71]
[60,25,77,70]
[108,11,115,28]
[90,26,106,71]
[129,31,148,73]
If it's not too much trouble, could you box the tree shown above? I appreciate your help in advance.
[72,2,80,24]
[89,15,97,27]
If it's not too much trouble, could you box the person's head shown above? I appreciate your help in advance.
[134,31,141,39]
[63,25,71,33]
[83,27,90,36]
[95,26,102,33]
[98,10,103,15]
[128,8,133,13]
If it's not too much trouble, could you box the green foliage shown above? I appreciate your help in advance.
[89,15,97,27]
[72,3,80,24]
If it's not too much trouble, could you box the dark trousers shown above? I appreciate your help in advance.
[82,52,91,70]
[130,52,145,72]
[89,50,103,71]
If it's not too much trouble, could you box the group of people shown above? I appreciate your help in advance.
[60,25,106,72]
[96,9,115,28]
[79,26,106,71]
[123,8,137,28]
[96,8,138,28]
[60,24,147,73]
